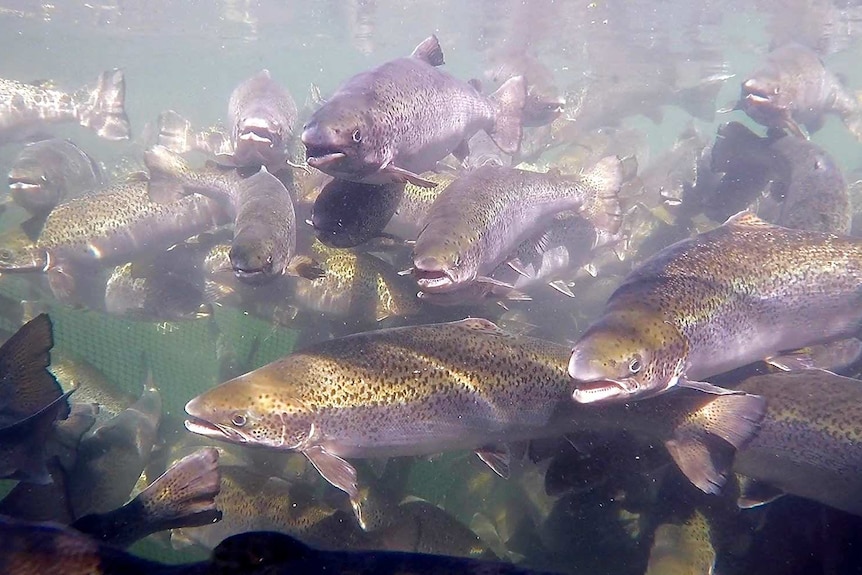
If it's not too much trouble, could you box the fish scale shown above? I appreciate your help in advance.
[569,211,862,404]
[2,181,228,269]
[185,318,766,504]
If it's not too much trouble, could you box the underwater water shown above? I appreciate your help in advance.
[2,1,862,574]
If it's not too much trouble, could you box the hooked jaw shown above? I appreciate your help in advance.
[301,124,347,169]
[568,347,632,403]
[411,255,459,293]
[184,396,249,444]
[741,79,774,105]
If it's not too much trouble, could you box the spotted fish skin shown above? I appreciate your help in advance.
[293,241,421,324]
[185,318,766,500]
[739,43,862,139]
[412,157,623,295]
[569,211,862,403]
[733,370,862,516]
[0,181,229,271]
[0,69,131,145]
[301,35,526,186]
[187,319,580,462]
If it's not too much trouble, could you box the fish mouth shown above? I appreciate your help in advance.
[744,92,772,105]
[412,268,456,292]
[741,80,774,105]
[238,125,277,146]
[233,266,271,284]
[571,380,628,404]
[8,178,42,191]
[306,148,347,168]
[184,416,248,444]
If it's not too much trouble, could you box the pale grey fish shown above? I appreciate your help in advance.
[301,35,526,187]
[0,69,130,146]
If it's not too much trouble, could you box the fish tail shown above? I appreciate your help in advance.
[71,447,222,548]
[0,313,69,424]
[76,69,131,141]
[674,74,727,123]
[157,110,195,154]
[578,155,626,236]
[488,75,526,156]
[665,393,766,495]
[143,145,193,202]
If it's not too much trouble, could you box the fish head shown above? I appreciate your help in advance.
[739,76,788,127]
[301,97,388,180]
[568,307,688,403]
[232,115,287,167]
[0,243,48,273]
[229,229,285,284]
[184,376,315,451]
[411,242,476,294]
[8,161,57,214]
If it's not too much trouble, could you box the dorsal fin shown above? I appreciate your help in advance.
[724,211,776,228]
[454,317,504,334]
[411,35,445,66]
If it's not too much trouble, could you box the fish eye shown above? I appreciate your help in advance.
[772,87,780,95]
[628,357,642,374]
[352,129,362,143]
[0,249,13,260]
[230,412,247,427]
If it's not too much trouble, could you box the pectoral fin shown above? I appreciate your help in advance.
[765,350,815,371]
[303,445,358,501]
[665,393,766,495]
[476,445,511,479]
[382,165,438,188]
[285,255,325,280]
[736,475,785,509]
[782,117,808,139]
[678,378,744,396]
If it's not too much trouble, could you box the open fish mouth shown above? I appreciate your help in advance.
[184,416,247,443]
[571,380,628,404]
[305,147,347,168]
[233,266,271,284]
[238,130,275,145]
[413,268,456,292]
[8,178,42,191]
[744,92,772,104]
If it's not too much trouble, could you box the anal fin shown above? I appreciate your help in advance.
[476,445,511,479]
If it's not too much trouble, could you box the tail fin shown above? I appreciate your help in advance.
[577,155,626,236]
[72,447,221,548]
[157,110,195,154]
[0,313,67,424]
[488,75,526,156]
[143,145,192,203]
[77,69,131,141]
[0,390,73,485]
[674,74,729,123]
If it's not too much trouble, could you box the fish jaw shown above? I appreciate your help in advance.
[233,118,284,167]
[301,122,351,172]
[567,308,688,404]
[184,377,315,451]
[0,246,49,273]
[184,414,250,445]
[739,78,788,127]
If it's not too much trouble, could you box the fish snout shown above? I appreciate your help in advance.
[412,255,457,292]
[568,347,630,404]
